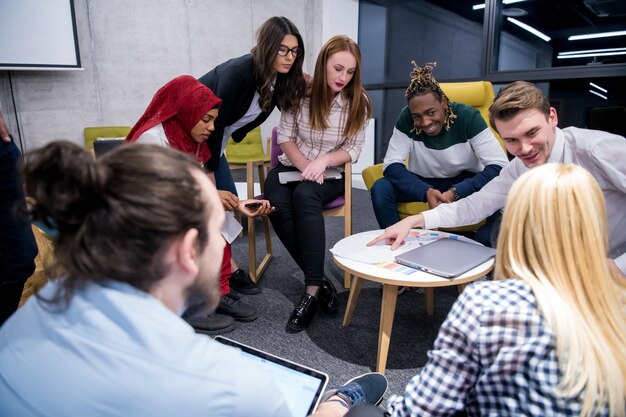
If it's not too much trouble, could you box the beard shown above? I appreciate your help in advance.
[181,263,220,320]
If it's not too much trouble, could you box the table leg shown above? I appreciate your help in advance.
[342,276,363,327]
[377,283,399,374]
[425,287,434,316]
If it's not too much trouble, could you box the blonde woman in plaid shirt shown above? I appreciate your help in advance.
[385,163,625,417]
[264,35,372,333]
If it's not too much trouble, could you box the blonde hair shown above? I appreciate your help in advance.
[309,35,372,139]
[495,163,626,417]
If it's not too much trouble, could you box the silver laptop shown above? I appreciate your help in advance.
[278,167,342,184]
[214,336,329,416]
[394,237,496,278]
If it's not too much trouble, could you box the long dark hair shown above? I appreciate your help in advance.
[20,141,210,308]
[309,35,372,139]
[251,16,306,113]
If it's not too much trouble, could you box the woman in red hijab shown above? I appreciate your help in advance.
[127,75,273,334]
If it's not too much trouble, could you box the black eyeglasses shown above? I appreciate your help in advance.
[277,46,302,58]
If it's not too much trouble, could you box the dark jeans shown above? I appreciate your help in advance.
[370,171,475,229]
[214,153,238,195]
[370,172,500,248]
[0,139,37,325]
[264,164,344,286]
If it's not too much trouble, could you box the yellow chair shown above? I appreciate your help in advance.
[224,127,273,283]
[19,224,56,307]
[362,81,504,233]
[84,126,132,150]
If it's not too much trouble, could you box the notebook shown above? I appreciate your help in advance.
[214,336,329,416]
[278,168,342,184]
[394,237,496,278]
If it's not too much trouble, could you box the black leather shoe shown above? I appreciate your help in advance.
[230,269,262,295]
[318,279,338,314]
[217,293,258,322]
[286,294,317,333]
[185,313,236,336]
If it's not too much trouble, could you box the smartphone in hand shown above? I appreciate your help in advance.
[244,202,263,210]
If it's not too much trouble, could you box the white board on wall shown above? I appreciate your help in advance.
[0,0,81,70]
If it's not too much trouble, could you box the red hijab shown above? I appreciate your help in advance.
[126,75,222,164]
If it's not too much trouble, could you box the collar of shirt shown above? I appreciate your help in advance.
[548,127,565,163]
[331,92,349,110]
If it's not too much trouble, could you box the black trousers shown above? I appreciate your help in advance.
[0,139,37,325]
[264,164,344,286]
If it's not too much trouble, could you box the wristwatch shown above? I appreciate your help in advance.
[449,186,460,201]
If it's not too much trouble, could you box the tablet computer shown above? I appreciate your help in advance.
[214,336,329,416]
[278,167,342,184]
[394,237,495,278]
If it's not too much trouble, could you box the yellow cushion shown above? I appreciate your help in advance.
[225,127,269,164]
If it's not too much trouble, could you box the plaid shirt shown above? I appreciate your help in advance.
[277,93,367,167]
[387,279,609,416]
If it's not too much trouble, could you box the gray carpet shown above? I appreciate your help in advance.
[224,186,463,403]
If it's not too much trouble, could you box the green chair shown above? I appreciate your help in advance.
[224,127,273,283]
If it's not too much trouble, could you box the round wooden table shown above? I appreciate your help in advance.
[332,229,494,373]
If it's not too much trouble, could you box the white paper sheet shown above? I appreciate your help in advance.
[221,212,243,244]
[329,229,447,264]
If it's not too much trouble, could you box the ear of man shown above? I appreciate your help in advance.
[175,228,201,279]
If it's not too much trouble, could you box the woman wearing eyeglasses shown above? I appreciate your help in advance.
[196,17,307,322]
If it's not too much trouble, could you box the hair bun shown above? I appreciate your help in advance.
[21,141,108,233]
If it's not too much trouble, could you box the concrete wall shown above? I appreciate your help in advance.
[0,0,359,152]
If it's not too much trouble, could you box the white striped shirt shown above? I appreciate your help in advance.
[277,93,368,167]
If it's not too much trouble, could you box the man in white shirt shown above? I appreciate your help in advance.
[370,81,626,276]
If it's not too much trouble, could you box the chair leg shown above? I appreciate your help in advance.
[247,215,273,284]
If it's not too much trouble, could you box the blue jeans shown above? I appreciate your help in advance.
[370,172,473,229]
[370,172,498,248]
[214,154,238,195]
[0,139,37,324]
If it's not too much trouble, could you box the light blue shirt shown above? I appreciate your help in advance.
[0,279,293,417]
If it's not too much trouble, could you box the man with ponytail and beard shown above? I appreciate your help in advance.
[0,142,292,416]
[0,142,388,417]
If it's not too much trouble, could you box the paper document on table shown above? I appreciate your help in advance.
[330,229,450,264]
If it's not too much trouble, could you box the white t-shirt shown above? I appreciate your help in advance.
[221,90,262,154]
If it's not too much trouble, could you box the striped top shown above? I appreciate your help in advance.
[277,92,368,167]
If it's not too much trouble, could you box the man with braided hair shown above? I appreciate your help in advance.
[370,62,508,245]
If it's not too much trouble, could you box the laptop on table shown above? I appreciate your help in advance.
[394,237,496,278]
[214,336,329,416]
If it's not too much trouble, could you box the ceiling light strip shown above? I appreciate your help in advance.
[557,51,626,59]
[473,0,526,10]
[589,90,607,100]
[507,17,551,42]
[569,30,626,41]
[589,82,607,93]
[559,47,626,56]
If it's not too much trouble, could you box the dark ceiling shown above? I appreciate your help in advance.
[368,0,626,65]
